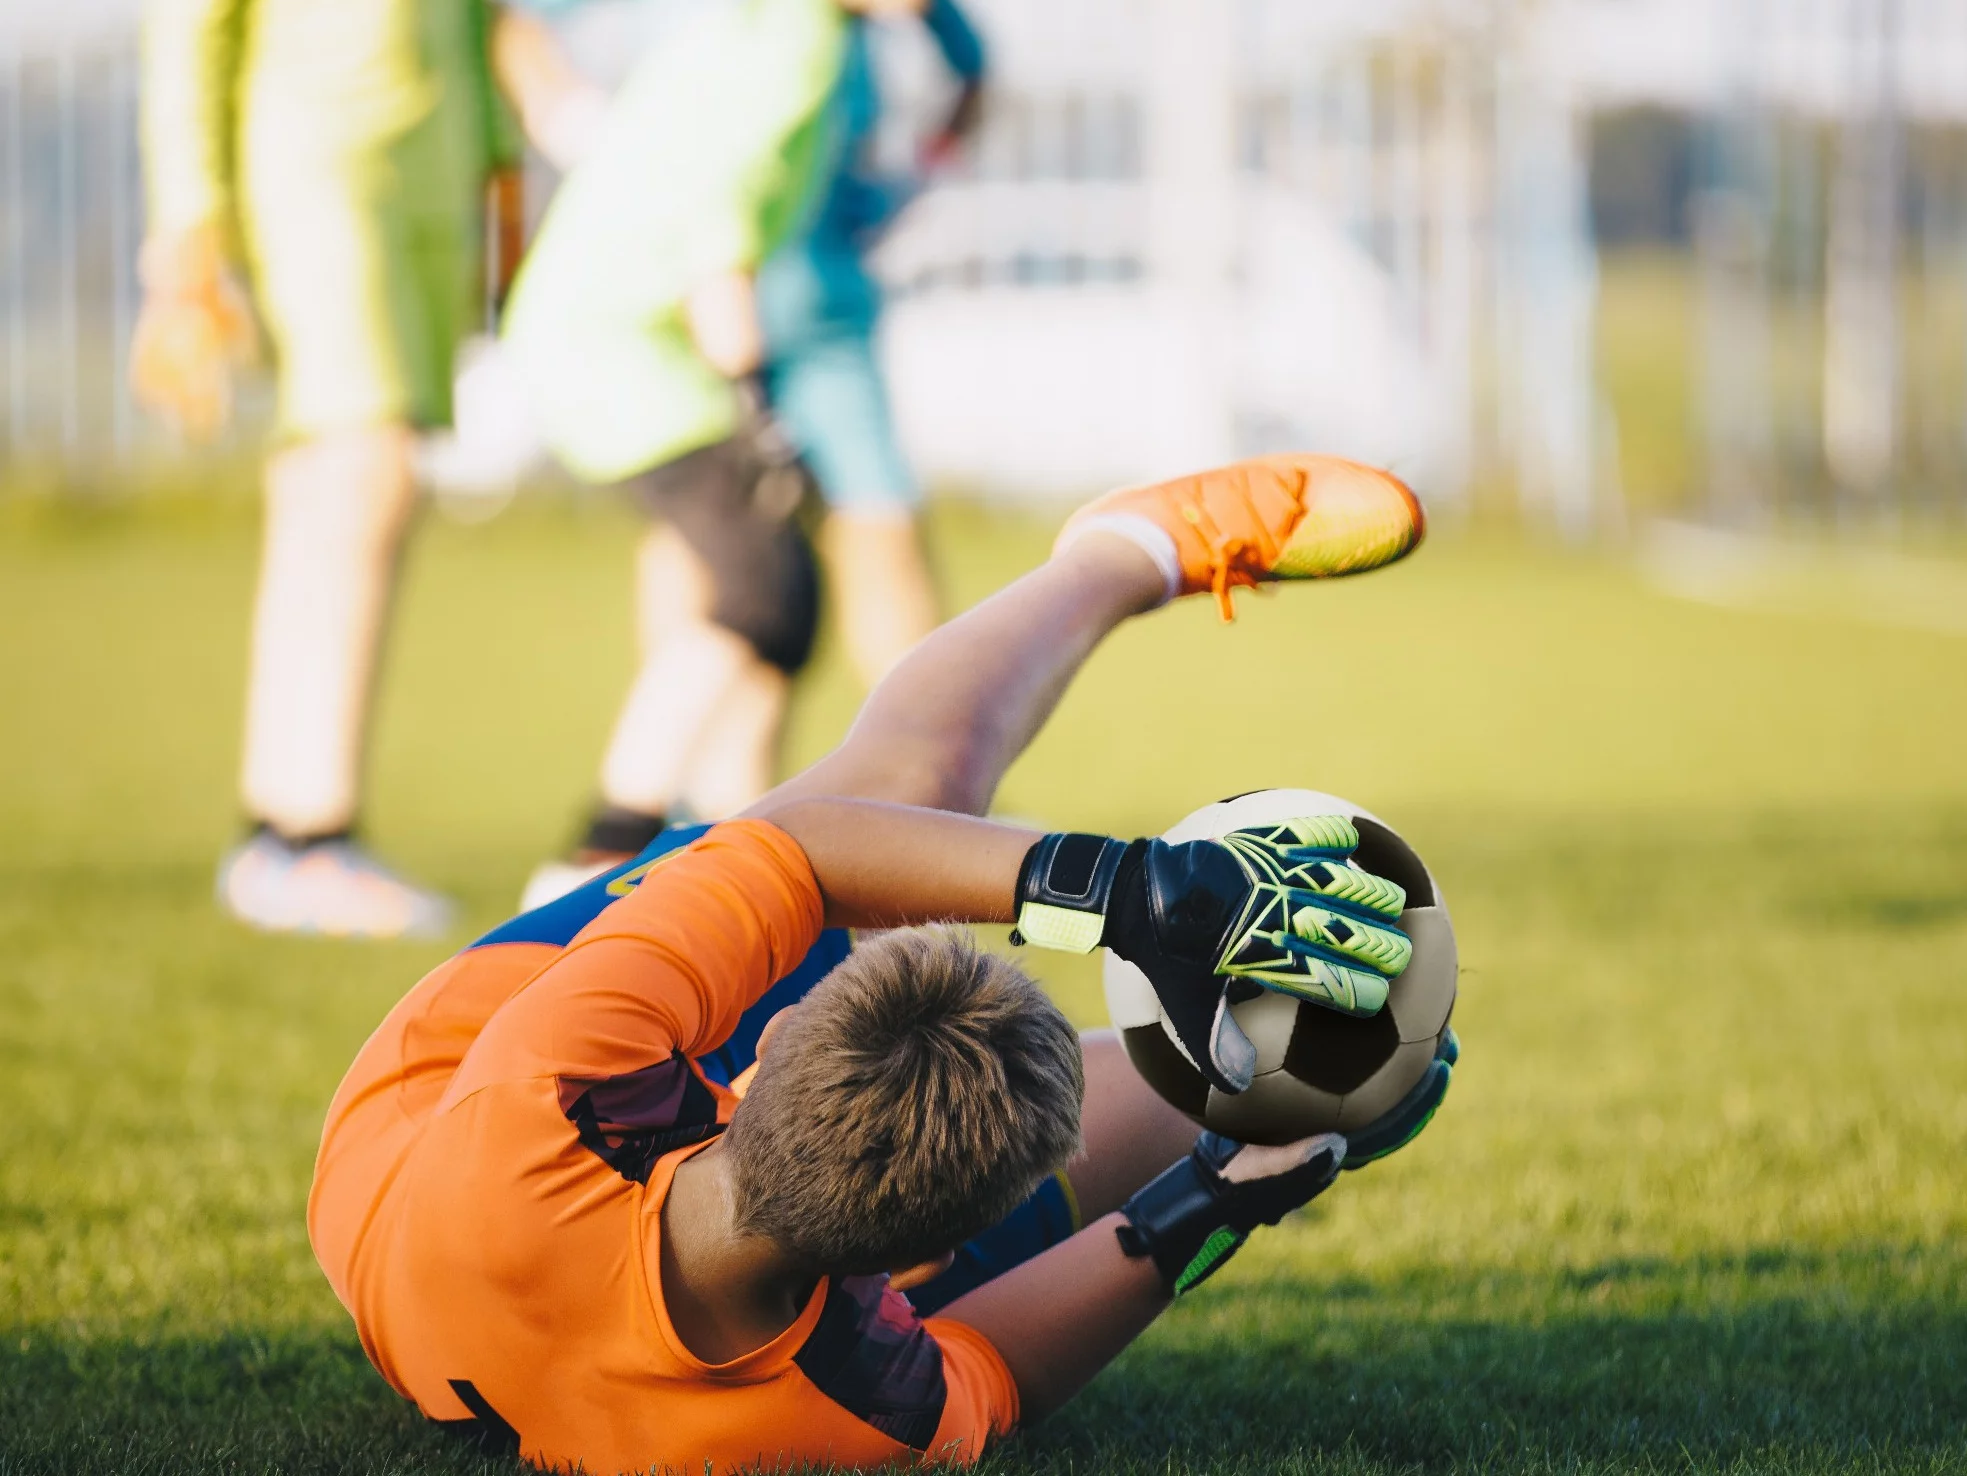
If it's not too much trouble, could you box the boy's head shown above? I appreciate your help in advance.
[725,927,1083,1276]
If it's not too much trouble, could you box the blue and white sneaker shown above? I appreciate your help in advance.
[216,833,455,941]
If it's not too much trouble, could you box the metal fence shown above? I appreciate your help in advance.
[1685,0,1967,527]
[1,35,144,469]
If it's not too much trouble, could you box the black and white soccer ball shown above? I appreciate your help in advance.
[1104,788,1458,1146]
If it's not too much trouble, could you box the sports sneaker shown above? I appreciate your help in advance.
[516,855,623,914]
[1055,453,1426,619]
[216,833,455,941]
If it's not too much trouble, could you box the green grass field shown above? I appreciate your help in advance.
[2,491,1965,1475]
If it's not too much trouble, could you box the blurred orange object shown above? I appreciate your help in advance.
[487,166,526,316]
[129,224,258,441]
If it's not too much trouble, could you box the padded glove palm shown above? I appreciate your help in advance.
[1015,818,1412,1094]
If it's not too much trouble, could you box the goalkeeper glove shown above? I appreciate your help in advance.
[1013,817,1413,1094]
[1343,1027,1457,1169]
[1117,1131,1344,1295]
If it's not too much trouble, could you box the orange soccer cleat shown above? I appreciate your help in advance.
[1055,454,1426,619]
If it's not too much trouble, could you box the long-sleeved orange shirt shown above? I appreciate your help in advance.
[309,820,1018,1474]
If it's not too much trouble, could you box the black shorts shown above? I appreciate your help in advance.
[624,430,821,675]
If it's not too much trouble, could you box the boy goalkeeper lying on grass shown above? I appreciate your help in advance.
[309,454,1448,1472]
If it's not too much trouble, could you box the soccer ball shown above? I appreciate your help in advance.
[1103,788,1457,1146]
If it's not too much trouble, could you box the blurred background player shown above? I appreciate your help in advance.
[757,0,986,686]
[505,0,953,911]
[133,0,556,938]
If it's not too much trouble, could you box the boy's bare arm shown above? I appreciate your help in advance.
[490,4,609,170]
[746,797,1038,929]
[682,269,764,380]
[934,1213,1169,1425]
[938,1134,1348,1426]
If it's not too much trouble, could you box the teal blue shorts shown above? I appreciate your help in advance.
[764,329,920,513]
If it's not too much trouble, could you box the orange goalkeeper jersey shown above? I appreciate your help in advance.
[308,820,1019,1474]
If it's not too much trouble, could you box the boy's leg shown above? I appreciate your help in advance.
[521,443,817,909]
[761,533,1166,819]
[597,527,757,820]
[820,509,939,687]
[520,530,760,911]
[239,428,417,839]
[220,427,455,940]
[771,326,939,686]
[599,435,819,822]
[676,655,787,820]
[763,452,1425,819]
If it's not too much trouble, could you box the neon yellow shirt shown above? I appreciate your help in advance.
[502,0,846,483]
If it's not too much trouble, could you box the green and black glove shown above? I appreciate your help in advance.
[1013,818,1413,1093]
[1117,1131,1345,1295]
[1344,1027,1457,1169]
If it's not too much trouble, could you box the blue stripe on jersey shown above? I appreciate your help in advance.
[696,925,852,1086]
[905,1173,1079,1317]
[467,825,715,951]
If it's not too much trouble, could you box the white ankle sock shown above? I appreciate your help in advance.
[1060,513,1182,605]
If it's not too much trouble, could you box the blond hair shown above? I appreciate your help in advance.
[726,927,1083,1273]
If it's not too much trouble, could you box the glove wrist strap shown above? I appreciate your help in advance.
[1115,1143,1244,1296]
[1012,833,1132,953]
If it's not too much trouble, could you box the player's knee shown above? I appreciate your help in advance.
[704,521,820,674]
[635,436,822,675]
